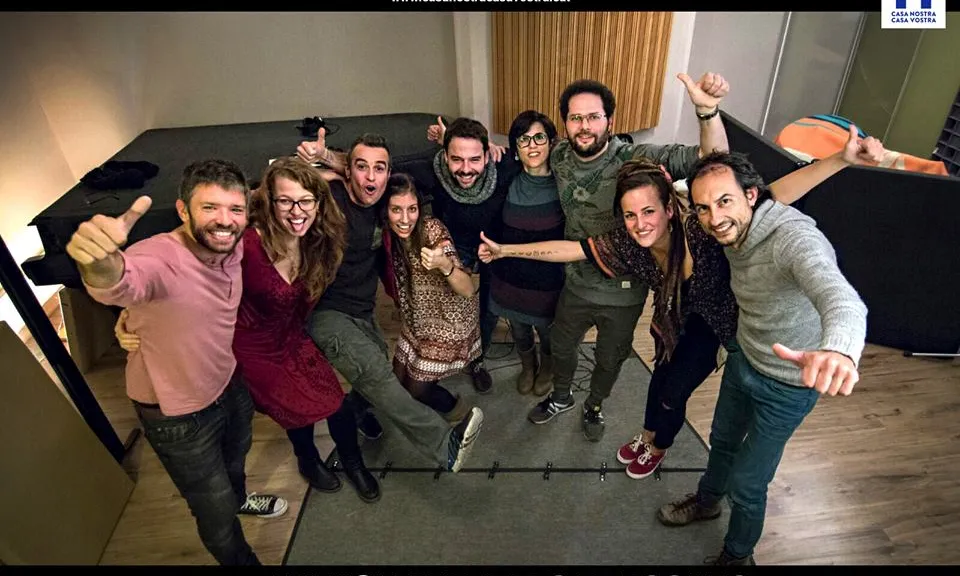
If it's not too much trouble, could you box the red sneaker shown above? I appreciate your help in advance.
[617,434,649,464]
[626,449,666,479]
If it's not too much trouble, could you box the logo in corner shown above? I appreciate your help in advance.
[881,0,946,29]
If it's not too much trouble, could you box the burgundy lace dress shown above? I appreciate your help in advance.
[232,227,344,429]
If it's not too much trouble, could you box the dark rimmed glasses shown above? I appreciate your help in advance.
[517,132,549,148]
[273,197,317,212]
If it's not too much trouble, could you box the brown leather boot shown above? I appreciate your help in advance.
[533,351,554,397]
[516,344,538,395]
[442,394,471,425]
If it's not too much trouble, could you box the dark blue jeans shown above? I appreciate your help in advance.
[133,375,259,566]
[696,343,819,559]
[456,243,498,358]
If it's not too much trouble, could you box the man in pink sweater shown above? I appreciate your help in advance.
[65,159,286,566]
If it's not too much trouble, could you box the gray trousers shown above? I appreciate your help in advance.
[549,285,647,408]
[307,308,451,465]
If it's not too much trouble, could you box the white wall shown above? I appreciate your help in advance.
[141,12,459,127]
[0,13,148,334]
[0,12,460,335]
[453,13,493,138]
[630,12,698,146]
[674,12,788,145]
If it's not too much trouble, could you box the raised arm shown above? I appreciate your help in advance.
[477,231,586,264]
[769,124,884,205]
[678,72,730,156]
[296,127,347,175]
[66,196,152,289]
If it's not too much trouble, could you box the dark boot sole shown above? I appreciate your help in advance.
[299,468,343,494]
[474,384,493,395]
[657,507,722,527]
[344,472,381,503]
[304,477,342,494]
[351,485,381,504]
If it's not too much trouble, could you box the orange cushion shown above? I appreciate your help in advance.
[775,118,948,176]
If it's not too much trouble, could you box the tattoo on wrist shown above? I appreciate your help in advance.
[517,249,554,257]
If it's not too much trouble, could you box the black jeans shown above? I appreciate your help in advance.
[133,375,259,566]
[644,313,720,450]
[510,320,552,355]
[456,243,498,359]
[286,398,363,466]
[550,286,646,408]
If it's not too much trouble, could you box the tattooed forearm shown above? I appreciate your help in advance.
[501,241,586,263]
[515,249,556,258]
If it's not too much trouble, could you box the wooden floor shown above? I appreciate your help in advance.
[30,287,960,566]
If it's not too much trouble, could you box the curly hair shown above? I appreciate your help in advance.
[249,157,347,302]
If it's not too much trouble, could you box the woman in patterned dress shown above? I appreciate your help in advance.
[380,173,480,424]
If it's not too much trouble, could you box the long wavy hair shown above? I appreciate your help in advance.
[614,158,687,364]
[250,157,347,302]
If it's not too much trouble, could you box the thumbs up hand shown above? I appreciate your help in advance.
[840,124,885,166]
[67,195,152,266]
[477,231,502,264]
[67,195,152,287]
[427,116,447,144]
[678,71,729,112]
[297,126,327,163]
[420,245,453,275]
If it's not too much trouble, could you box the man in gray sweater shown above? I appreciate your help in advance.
[657,151,868,566]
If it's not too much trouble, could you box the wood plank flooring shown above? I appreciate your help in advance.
[27,287,960,565]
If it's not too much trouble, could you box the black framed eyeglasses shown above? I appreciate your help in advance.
[272,197,317,212]
[517,132,549,148]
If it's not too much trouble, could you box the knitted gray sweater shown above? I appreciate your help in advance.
[724,200,868,386]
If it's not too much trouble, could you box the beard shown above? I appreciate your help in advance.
[709,219,749,249]
[453,170,481,189]
[188,211,242,254]
[569,128,610,158]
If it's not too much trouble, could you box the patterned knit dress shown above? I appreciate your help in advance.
[390,217,482,382]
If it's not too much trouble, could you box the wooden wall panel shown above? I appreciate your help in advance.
[492,12,673,136]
